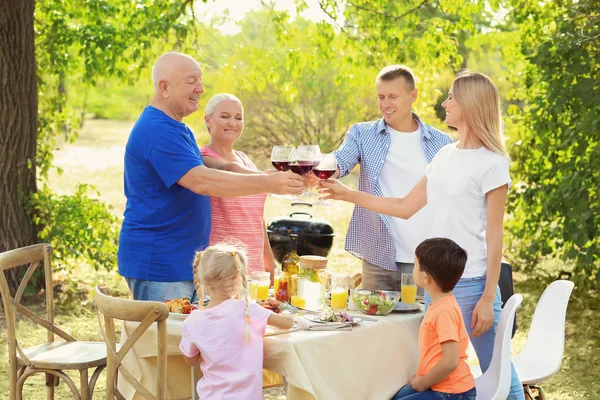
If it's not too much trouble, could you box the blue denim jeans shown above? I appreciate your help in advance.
[392,385,476,400]
[125,278,198,304]
[425,276,525,400]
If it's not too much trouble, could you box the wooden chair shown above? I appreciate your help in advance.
[0,243,106,400]
[94,285,169,400]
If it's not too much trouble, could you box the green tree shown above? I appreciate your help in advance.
[313,0,496,103]
[0,0,199,292]
[207,9,379,154]
[504,0,600,288]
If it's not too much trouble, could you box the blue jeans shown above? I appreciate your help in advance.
[392,385,476,400]
[125,278,198,304]
[425,277,525,400]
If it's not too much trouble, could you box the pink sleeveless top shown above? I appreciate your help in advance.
[200,146,268,274]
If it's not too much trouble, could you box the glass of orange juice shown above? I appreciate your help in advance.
[274,270,282,294]
[249,280,258,301]
[330,273,349,310]
[401,273,417,304]
[291,295,307,309]
[252,271,270,301]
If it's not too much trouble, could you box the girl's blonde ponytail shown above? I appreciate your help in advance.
[193,251,205,309]
[232,251,252,344]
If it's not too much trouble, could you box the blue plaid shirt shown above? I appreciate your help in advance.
[334,113,453,271]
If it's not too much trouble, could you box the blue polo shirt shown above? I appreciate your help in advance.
[118,106,211,282]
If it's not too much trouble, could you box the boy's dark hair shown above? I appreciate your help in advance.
[376,65,416,89]
[415,238,467,293]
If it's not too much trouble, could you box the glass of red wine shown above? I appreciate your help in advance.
[313,153,337,206]
[270,146,296,198]
[271,146,295,171]
[291,145,321,198]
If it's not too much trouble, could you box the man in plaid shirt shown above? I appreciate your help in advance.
[332,65,453,291]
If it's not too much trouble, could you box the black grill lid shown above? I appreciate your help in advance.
[267,211,334,236]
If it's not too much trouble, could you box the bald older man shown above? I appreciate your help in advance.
[118,52,304,302]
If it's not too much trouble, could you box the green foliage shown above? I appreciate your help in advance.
[25,1,202,287]
[34,0,201,179]
[196,9,379,155]
[28,185,120,275]
[504,0,600,288]
[315,0,496,111]
[67,75,154,121]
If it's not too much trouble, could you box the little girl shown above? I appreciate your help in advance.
[179,243,294,399]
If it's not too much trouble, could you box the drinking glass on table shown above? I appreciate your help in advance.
[252,271,271,301]
[273,270,283,293]
[249,279,259,301]
[290,145,321,198]
[330,273,349,311]
[313,153,337,206]
[401,273,417,304]
[270,146,296,198]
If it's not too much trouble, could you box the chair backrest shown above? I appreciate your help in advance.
[513,280,574,380]
[0,244,78,399]
[94,285,169,400]
[476,293,523,400]
[498,261,517,338]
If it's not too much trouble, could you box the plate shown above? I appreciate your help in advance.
[169,312,190,321]
[393,302,422,312]
[303,314,362,325]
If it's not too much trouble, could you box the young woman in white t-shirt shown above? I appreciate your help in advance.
[321,71,524,400]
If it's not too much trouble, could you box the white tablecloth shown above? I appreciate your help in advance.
[264,311,423,400]
[119,310,423,400]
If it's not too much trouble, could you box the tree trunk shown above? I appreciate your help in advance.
[0,1,39,292]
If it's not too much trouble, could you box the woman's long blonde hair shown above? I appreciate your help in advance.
[192,243,252,342]
[452,71,508,158]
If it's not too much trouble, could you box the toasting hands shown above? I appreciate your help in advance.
[267,171,305,195]
[318,179,355,202]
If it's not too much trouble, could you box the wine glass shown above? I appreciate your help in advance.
[291,145,321,198]
[313,153,337,206]
[271,146,295,171]
[270,146,296,199]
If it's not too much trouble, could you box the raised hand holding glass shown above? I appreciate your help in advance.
[313,153,337,205]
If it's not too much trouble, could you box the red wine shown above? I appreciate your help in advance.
[313,168,335,179]
[289,161,315,175]
[272,160,291,171]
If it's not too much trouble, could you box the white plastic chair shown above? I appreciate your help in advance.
[512,280,574,400]
[475,293,523,400]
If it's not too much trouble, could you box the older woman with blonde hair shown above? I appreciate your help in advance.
[321,71,524,399]
[200,93,278,278]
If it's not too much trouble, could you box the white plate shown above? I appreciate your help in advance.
[303,314,362,325]
[393,302,422,312]
[169,312,190,321]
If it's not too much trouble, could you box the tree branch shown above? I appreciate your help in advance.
[346,0,429,22]
[317,1,346,32]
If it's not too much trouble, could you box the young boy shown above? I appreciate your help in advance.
[392,238,476,400]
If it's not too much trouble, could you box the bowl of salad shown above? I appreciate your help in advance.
[350,289,400,315]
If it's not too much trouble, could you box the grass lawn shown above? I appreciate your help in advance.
[0,119,597,399]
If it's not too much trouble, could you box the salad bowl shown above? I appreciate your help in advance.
[350,289,401,315]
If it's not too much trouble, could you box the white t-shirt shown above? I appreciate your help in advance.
[380,126,430,262]
[426,142,511,278]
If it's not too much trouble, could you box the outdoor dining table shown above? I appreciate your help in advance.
[118,308,423,400]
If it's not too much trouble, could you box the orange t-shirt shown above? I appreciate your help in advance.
[416,294,475,393]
